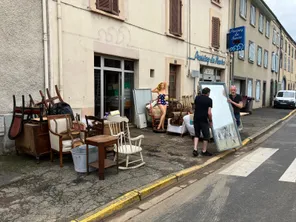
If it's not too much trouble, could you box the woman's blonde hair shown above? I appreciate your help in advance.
[157,82,167,91]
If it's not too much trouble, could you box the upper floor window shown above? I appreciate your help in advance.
[249,41,256,63]
[238,50,245,60]
[212,0,221,4]
[285,40,287,52]
[211,17,221,49]
[275,53,279,73]
[265,20,270,38]
[292,48,294,59]
[264,50,268,69]
[169,0,183,37]
[272,29,277,45]
[240,0,247,19]
[258,13,264,33]
[281,35,284,48]
[277,33,280,47]
[272,52,276,72]
[96,0,119,15]
[257,46,262,66]
[289,44,291,56]
[250,5,256,26]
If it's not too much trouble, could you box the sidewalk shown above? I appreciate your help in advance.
[0,108,292,222]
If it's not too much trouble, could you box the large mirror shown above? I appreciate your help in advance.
[199,82,242,152]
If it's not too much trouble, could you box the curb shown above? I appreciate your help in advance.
[73,109,296,222]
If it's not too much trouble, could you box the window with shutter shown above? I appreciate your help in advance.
[211,17,220,49]
[169,0,182,36]
[96,0,119,15]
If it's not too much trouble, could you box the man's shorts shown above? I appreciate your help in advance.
[194,121,210,141]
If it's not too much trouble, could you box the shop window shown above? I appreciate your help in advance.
[257,46,262,66]
[250,5,256,27]
[211,17,221,49]
[94,55,101,67]
[104,58,121,69]
[248,41,255,63]
[124,60,134,71]
[247,79,253,97]
[96,0,119,15]
[255,80,261,101]
[240,0,247,19]
[169,0,182,37]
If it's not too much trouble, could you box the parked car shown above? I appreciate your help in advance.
[273,90,296,108]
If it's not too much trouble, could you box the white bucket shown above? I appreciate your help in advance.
[71,145,98,173]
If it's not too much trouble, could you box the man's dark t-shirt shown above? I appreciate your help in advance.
[194,95,213,123]
[229,94,242,114]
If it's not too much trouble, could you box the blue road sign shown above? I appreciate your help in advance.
[227,26,246,52]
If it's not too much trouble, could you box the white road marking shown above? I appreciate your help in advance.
[279,158,296,183]
[219,147,279,177]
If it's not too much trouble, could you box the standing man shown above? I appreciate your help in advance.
[228,85,243,127]
[193,87,213,157]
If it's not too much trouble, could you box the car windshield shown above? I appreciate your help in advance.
[277,92,295,98]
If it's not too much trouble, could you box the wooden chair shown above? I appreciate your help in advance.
[47,114,84,167]
[85,115,104,138]
[107,116,145,170]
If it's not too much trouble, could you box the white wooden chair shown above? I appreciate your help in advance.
[107,116,145,170]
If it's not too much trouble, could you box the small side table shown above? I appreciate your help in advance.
[85,135,118,180]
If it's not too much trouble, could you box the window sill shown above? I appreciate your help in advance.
[165,32,185,41]
[249,59,255,64]
[259,30,263,34]
[240,14,247,21]
[90,7,125,21]
[265,35,270,39]
[250,23,256,28]
[257,63,262,67]
[238,57,245,61]
[264,66,268,69]
[211,0,222,8]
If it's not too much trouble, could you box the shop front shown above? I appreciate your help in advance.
[94,55,135,121]
[189,50,227,84]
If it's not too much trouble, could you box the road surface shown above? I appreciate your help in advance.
[108,115,296,222]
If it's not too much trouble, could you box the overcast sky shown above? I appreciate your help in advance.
[264,0,296,40]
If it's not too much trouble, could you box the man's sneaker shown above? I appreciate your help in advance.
[193,150,198,157]
[201,150,213,156]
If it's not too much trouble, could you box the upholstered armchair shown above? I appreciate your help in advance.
[47,114,85,167]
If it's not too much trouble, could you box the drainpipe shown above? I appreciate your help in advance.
[42,0,49,91]
[231,0,237,86]
[47,0,54,95]
[57,0,64,97]
[278,27,282,91]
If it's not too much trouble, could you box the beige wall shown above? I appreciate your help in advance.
[48,0,230,117]
[279,32,296,90]
[231,0,279,109]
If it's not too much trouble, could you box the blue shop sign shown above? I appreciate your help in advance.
[189,51,226,65]
[227,26,246,52]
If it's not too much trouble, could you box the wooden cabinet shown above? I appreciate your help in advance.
[15,122,50,162]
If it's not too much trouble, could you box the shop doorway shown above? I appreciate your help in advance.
[94,55,134,121]
[263,81,266,107]
[169,64,180,99]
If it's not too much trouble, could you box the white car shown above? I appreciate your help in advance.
[274,90,296,108]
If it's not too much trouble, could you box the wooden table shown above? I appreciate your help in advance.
[85,135,118,180]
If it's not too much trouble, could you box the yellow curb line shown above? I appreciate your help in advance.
[73,109,296,222]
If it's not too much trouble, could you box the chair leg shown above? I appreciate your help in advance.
[50,149,53,162]
[126,155,129,168]
[59,151,63,168]
[140,152,144,162]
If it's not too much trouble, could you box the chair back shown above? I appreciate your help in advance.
[47,114,72,134]
[107,116,131,147]
[85,115,104,137]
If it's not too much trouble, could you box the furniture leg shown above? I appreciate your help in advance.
[36,156,40,164]
[59,150,63,167]
[116,142,119,174]
[98,144,105,180]
[50,149,53,162]
[86,144,89,175]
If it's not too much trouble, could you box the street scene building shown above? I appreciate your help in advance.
[2,1,296,222]
[47,0,230,121]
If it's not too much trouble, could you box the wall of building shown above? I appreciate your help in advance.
[48,0,230,118]
[0,0,45,153]
[230,0,279,109]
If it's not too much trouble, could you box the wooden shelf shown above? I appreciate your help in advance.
[89,159,117,169]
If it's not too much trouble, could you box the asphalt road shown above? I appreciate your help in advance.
[109,115,296,222]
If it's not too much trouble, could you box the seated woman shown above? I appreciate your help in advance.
[152,82,168,130]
